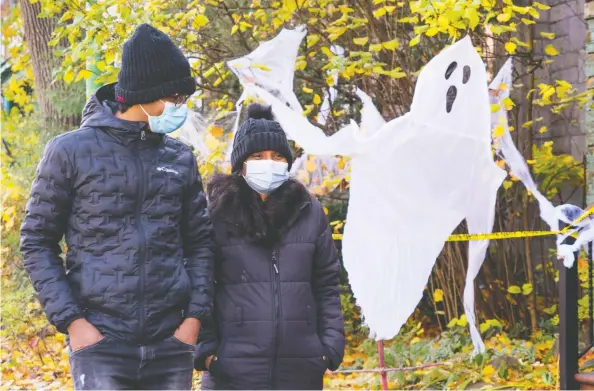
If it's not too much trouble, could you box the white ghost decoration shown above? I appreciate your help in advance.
[225,26,307,160]
[250,36,506,353]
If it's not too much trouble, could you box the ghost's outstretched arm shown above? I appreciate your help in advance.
[251,86,363,156]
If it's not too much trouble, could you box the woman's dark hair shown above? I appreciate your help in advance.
[117,102,132,114]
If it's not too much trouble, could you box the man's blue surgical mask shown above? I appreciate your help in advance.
[140,100,188,134]
[243,160,289,195]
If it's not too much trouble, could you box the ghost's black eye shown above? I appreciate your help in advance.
[462,66,471,84]
[445,62,457,79]
[446,86,457,113]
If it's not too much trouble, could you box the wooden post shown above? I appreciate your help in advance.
[378,340,388,390]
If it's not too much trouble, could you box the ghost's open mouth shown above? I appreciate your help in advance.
[446,85,457,113]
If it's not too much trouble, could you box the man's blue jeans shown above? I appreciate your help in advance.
[68,336,194,390]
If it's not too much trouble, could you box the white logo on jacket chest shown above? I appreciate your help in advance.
[156,166,179,175]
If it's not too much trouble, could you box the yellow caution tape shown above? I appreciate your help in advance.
[331,208,594,242]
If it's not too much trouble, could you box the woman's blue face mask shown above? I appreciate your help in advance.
[140,100,188,134]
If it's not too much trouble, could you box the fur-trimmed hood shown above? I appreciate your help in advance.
[207,173,311,246]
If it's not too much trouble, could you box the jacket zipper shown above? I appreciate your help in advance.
[135,132,147,342]
[270,247,281,389]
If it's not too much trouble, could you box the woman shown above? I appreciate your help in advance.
[194,103,345,390]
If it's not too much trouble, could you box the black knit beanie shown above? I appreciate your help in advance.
[231,103,293,172]
[115,24,196,105]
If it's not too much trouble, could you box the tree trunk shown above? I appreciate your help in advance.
[18,0,80,129]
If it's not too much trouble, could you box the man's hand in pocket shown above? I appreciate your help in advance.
[174,318,201,345]
[68,319,104,351]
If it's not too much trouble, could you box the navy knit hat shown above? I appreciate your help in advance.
[231,103,293,172]
[115,24,196,105]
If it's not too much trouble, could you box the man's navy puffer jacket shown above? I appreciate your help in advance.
[20,83,215,344]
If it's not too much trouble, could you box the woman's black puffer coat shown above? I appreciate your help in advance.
[195,174,345,390]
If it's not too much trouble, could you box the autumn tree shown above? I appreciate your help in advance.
[15,0,82,128]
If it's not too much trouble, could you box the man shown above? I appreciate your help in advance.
[20,24,214,390]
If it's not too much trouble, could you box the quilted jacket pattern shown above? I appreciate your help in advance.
[20,84,215,344]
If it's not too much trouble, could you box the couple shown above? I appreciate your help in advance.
[20,24,345,390]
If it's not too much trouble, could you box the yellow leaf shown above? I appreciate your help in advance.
[458,315,468,327]
[533,2,550,10]
[527,7,540,18]
[192,14,209,29]
[252,63,271,71]
[96,61,106,72]
[231,24,239,35]
[321,47,334,57]
[369,43,383,52]
[373,7,387,18]
[302,86,313,94]
[493,125,505,138]
[63,71,75,84]
[497,12,511,22]
[522,283,533,295]
[433,289,444,303]
[466,8,480,29]
[522,120,533,128]
[491,104,502,113]
[326,74,335,86]
[482,365,496,377]
[205,134,220,150]
[388,69,406,79]
[307,34,320,47]
[504,42,517,54]
[75,69,93,82]
[426,27,439,37]
[313,94,322,105]
[353,37,368,45]
[209,126,224,137]
[187,32,198,43]
[508,285,522,294]
[409,35,421,47]
[502,97,515,110]
[382,38,399,50]
[545,44,559,56]
[306,159,316,173]
[540,32,556,39]
[323,207,329,215]
[410,337,421,345]
[538,126,548,134]
[503,180,513,190]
